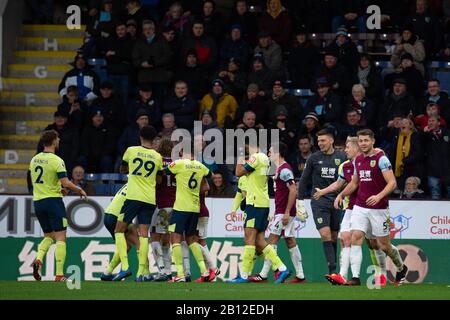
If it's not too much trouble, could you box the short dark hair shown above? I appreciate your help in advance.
[140,125,157,142]
[41,130,58,147]
[357,128,375,139]
[67,85,78,94]
[298,135,311,142]
[428,79,440,85]
[192,19,204,27]
[276,142,289,159]
[316,128,335,139]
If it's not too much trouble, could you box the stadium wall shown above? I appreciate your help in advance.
[0,196,449,283]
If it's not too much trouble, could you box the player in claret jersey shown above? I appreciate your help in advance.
[30,130,87,282]
[335,129,408,286]
[314,137,387,286]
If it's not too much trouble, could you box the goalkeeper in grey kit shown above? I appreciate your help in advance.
[296,128,346,279]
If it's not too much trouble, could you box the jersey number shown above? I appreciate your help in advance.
[188,172,198,189]
[34,166,44,184]
[132,158,155,177]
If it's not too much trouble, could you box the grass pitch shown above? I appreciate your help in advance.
[1,281,449,300]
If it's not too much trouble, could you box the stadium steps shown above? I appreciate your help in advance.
[8,63,70,78]
[0,149,35,164]
[1,78,59,91]
[0,120,49,134]
[0,135,40,149]
[13,50,75,64]
[0,106,55,121]
[21,24,85,38]
[0,91,61,105]
[17,37,83,51]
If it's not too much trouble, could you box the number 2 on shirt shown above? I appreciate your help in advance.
[34,165,44,184]
[132,158,155,177]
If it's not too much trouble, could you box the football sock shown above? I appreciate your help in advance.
[37,237,53,262]
[339,247,351,279]
[387,245,404,271]
[323,241,337,274]
[242,245,256,279]
[332,241,337,260]
[289,245,305,279]
[106,250,121,274]
[375,249,387,275]
[350,245,362,278]
[260,244,276,278]
[139,237,149,275]
[162,245,172,276]
[181,241,191,276]
[200,244,216,269]
[189,243,207,275]
[151,241,164,274]
[172,243,184,278]
[115,232,129,271]
[55,241,66,276]
[262,244,286,272]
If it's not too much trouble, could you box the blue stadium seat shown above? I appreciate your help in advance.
[110,184,126,194]
[94,184,110,196]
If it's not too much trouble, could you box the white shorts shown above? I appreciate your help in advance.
[197,216,209,239]
[339,209,352,234]
[268,214,296,238]
[350,205,390,238]
[151,207,173,234]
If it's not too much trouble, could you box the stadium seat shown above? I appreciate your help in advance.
[94,184,110,196]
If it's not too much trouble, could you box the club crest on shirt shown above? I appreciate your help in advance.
[334,159,341,166]
[370,160,376,167]
[248,156,256,164]
[169,161,176,167]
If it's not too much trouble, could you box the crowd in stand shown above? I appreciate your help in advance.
[33,0,450,199]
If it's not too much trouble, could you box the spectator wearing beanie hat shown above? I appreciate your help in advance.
[266,80,301,129]
[236,83,269,127]
[174,49,208,99]
[117,108,150,159]
[247,54,276,97]
[385,53,424,100]
[219,24,252,69]
[326,26,359,74]
[199,79,238,128]
[297,112,320,149]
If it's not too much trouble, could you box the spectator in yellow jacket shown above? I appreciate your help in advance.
[199,79,238,128]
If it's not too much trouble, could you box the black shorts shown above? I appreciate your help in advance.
[244,205,270,232]
[104,213,118,238]
[311,204,341,232]
[168,210,199,236]
[34,197,67,233]
[120,199,156,225]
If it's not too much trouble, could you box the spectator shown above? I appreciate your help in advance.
[236,83,268,127]
[405,0,443,58]
[314,48,353,96]
[356,53,383,106]
[87,0,117,57]
[228,0,259,46]
[92,81,126,132]
[423,79,450,124]
[126,19,139,42]
[162,80,198,131]
[247,54,275,97]
[180,20,217,71]
[118,108,150,157]
[174,50,208,99]
[158,113,178,139]
[270,105,296,148]
[345,84,376,127]
[390,24,426,76]
[266,80,301,129]
[127,83,162,129]
[287,27,320,88]
[399,176,425,199]
[79,109,115,173]
[219,24,252,69]
[236,110,265,130]
[125,0,149,34]
[132,20,173,96]
[69,165,96,196]
[254,31,283,77]
[288,135,313,181]
[199,109,220,132]
[58,53,99,104]
[297,112,320,149]
[214,57,247,100]
[415,103,447,131]
[423,115,450,199]
[161,25,180,72]
[305,77,343,129]
[160,1,190,37]
[386,117,424,190]
[39,111,79,174]
[199,0,225,43]
[104,21,133,105]
[199,79,238,129]
[331,0,367,32]
[208,171,235,196]
[258,0,292,49]
[57,85,88,130]
[387,53,424,100]
[380,78,417,127]
[326,26,360,74]
[338,109,365,140]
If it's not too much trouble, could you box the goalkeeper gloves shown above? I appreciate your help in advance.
[296,199,308,222]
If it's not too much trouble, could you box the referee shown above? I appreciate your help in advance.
[296,128,346,278]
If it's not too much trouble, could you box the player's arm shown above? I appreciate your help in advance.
[200,177,210,195]
[297,155,313,200]
[283,182,297,225]
[334,174,358,209]
[60,177,87,199]
[313,180,346,200]
[366,156,397,207]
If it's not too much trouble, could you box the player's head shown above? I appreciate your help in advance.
[40,130,60,151]
[158,137,173,158]
[345,136,360,160]
[269,142,288,162]
[139,125,157,145]
[316,128,335,153]
[357,129,375,154]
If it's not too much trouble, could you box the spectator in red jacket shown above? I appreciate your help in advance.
[415,103,447,131]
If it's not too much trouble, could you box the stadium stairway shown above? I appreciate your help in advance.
[0,24,84,193]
